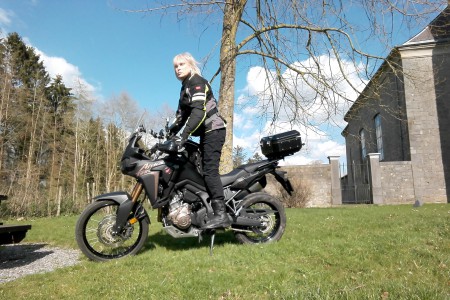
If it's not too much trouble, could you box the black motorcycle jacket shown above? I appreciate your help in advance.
[171,73,226,140]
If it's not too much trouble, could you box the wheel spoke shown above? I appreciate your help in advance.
[77,201,146,260]
[233,194,286,244]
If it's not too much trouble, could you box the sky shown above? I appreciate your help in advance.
[0,0,443,167]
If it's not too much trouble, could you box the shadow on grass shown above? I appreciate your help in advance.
[143,229,239,252]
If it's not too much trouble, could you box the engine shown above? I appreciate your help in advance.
[167,192,192,229]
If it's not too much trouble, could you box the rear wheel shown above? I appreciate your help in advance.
[75,200,149,262]
[233,192,286,244]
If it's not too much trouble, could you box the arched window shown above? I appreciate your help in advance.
[359,129,366,161]
[374,114,384,160]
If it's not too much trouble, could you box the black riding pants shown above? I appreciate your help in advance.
[200,128,226,201]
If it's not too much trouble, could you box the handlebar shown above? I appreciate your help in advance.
[136,124,146,134]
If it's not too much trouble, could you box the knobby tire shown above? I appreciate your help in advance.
[234,192,286,244]
[75,200,149,262]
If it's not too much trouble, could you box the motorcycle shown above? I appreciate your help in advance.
[75,122,302,261]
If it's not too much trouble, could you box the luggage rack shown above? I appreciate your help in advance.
[0,195,32,245]
[260,130,303,159]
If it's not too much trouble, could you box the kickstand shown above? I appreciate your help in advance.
[209,231,215,256]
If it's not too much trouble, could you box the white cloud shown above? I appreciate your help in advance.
[242,106,259,115]
[232,118,348,166]
[244,56,366,127]
[233,112,255,131]
[233,129,262,150]
[245,66,275,95]
[0,8,13,26]
[316,140,344,156]
[0,29,97,97]
[277,132,347,166]
[0,4,97,98]
[34,49,97,96]
[233,135,253,149]
[234,54,366,165]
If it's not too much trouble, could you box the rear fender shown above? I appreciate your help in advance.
[93,191,150,233]
[272,170,294,195]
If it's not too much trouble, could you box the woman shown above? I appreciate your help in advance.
[169,52,230,229]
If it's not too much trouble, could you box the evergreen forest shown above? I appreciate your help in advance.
[0,33,167,217]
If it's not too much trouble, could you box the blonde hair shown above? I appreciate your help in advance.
[173,52,201,76]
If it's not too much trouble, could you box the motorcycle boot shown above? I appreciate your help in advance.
[203,199,231,229]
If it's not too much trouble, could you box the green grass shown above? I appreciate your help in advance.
[1,204,449,299]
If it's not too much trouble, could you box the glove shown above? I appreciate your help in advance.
[168,115,183,135]
[168,123,179,136]
[171,136,186,151]
[146,144,158,156]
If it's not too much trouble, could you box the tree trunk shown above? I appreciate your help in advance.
[24,88,44,207]
[56,185,62,217]
[49,112,57,216]
[72,118,79,204]
[0,72,12,173]
[218,0,247,173]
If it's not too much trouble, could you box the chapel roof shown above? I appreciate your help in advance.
[404,5,450,45]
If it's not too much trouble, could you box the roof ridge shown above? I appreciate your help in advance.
[404,5,450,45]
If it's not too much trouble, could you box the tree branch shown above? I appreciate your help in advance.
[115,1,226,13]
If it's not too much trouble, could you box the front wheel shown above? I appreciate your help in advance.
[75,200,149,262]
[233,192,286,244]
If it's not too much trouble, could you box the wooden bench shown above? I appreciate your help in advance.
[0,195,32,245]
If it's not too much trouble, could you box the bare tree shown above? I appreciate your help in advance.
[117,0,443,172]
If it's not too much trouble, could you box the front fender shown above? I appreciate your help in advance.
[93,191,150,232]
[93,191,130,204]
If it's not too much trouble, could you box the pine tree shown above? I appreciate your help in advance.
[0,33,51,214]
[233,145,247,168]
[46,75,75,215]
[247,152,263,164]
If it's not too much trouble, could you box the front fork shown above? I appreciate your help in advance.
[112,182,145,234]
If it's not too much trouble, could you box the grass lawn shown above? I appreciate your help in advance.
[0,204,449,299]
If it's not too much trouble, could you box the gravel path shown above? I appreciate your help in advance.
[0,243,81,284]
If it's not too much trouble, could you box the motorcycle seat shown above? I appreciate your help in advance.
[240,160,270,173]
[220,160,270,187]
[221,168,247,186]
